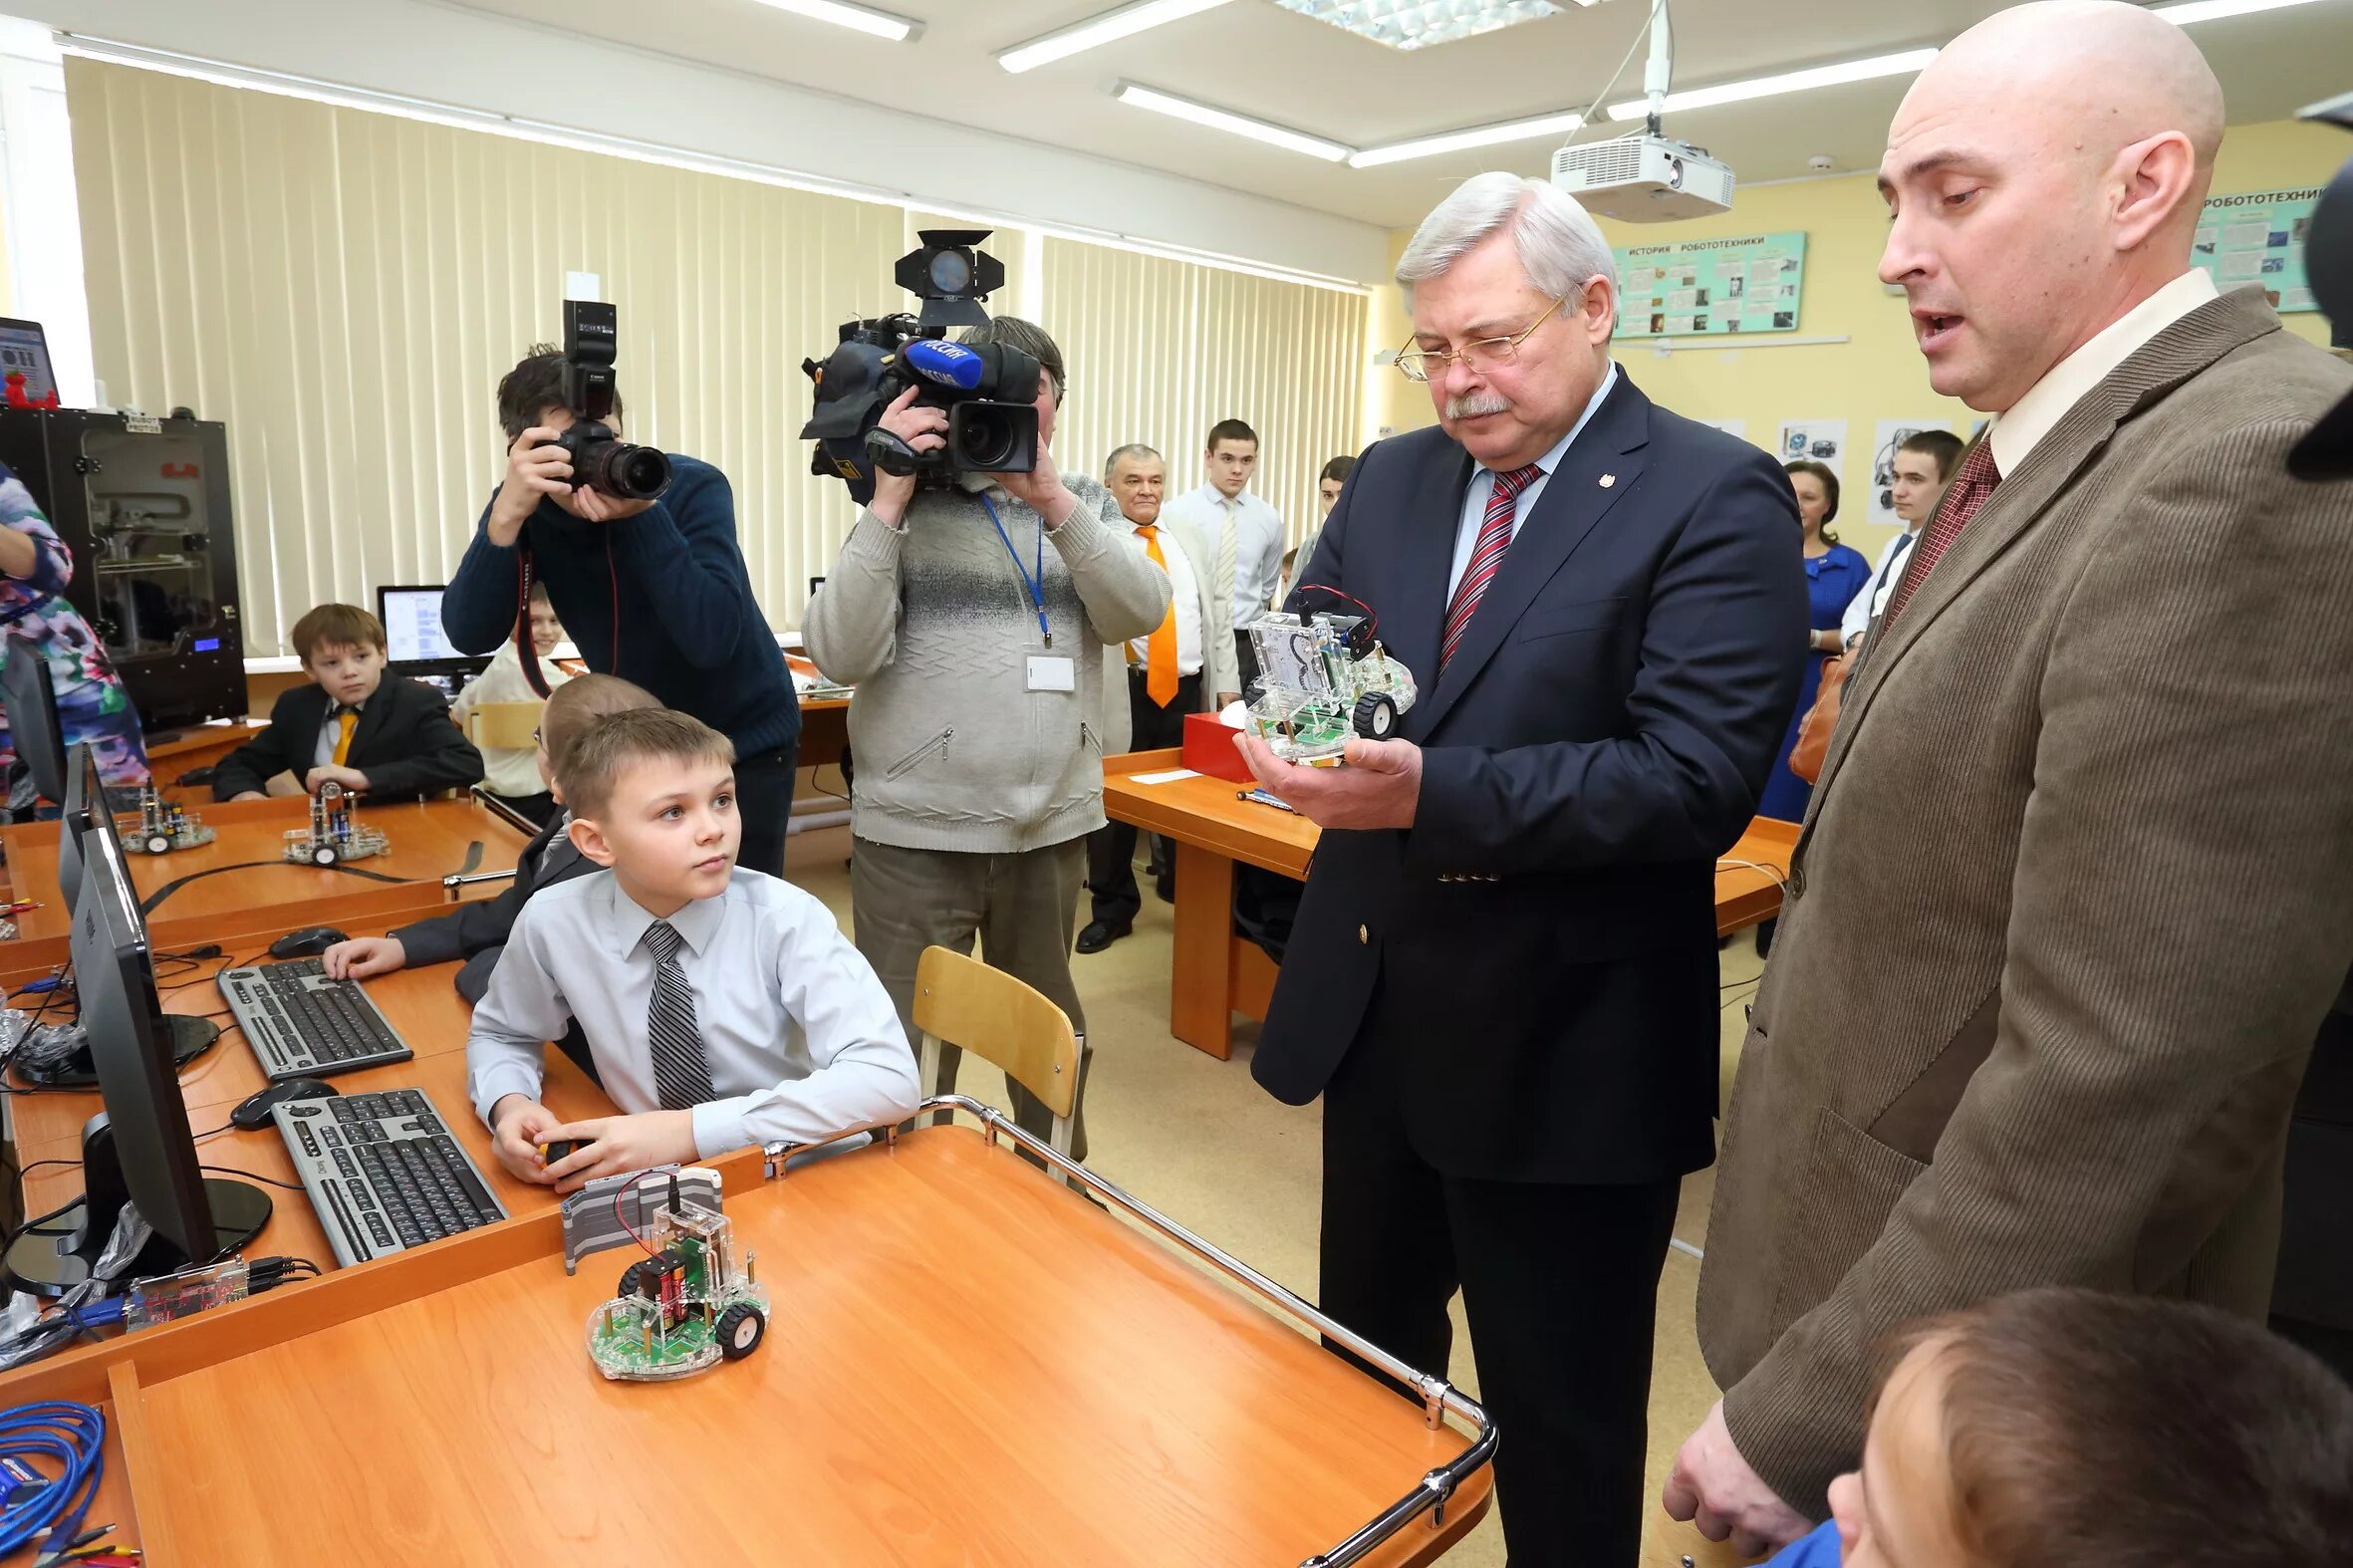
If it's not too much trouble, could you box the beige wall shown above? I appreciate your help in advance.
[1367,117,2343,564]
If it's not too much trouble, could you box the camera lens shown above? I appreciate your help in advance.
[956,412,1015,470]
[606,445,672,500]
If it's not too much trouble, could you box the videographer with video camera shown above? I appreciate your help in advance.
[440,307,802,878]
[802,244,1169,1158]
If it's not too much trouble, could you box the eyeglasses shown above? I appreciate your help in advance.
[1395,294,1568,384]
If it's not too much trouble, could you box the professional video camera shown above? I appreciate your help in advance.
[2291,91,2352,479]
[557,300,671,501]
[800,230,1040,503]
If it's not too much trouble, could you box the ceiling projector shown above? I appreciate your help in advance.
[1551,132,1736,222]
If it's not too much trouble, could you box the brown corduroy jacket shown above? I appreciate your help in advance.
[1698,287,2353,1515]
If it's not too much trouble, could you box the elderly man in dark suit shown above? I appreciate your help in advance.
[1666,4,2353,1556]
[1236,172,1807,1562]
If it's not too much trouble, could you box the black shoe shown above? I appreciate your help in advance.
[1076,919,1132,954]
[1155,876,1176,905]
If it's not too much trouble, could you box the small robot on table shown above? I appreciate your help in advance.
[570,1167,769,1382]
[281,780,390,866]
[124,784,215,855]
[1243,594,1418,766]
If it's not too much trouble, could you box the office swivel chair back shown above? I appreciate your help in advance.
[912,944,1080,1163]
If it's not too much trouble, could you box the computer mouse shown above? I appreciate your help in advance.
[230,1077,339,1131]
[269,926,349,959]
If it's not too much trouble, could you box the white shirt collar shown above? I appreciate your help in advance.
[1989,270,2219,475]
[1485,362,1618,481]
[603,873,727,959]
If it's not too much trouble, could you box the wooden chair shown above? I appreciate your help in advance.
[912,944,1081,1162]
[463,700,543,752]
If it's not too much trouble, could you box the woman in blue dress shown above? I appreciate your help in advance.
[0,462,150,810]
[1756,459,1869,823]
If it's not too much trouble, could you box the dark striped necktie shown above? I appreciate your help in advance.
[642,919,715,1111]
[1441,462,1543,668]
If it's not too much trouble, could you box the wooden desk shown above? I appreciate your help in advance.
[0,795,530,946]
[800,692,849,772]
[5,936,544,1171]
[25,1123,1486,1566]
[1103,748,1799,1058]
[139,721,268,798]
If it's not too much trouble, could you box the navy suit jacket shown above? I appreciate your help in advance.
[1253,372,1808,1183]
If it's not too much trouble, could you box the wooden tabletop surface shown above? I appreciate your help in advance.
[128,1126,1489,1566]
[1102,747,1797,932]
[1,795,530,943]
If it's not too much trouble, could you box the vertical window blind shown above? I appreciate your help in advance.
[64,57,1371,655]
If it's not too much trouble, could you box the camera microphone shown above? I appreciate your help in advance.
[902,339,985,392]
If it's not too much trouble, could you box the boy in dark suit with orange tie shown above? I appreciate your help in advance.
[211,603,483,804]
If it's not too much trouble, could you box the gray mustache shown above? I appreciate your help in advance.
[1445,392,1511,419]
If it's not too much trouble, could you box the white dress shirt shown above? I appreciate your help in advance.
[313,694,370,771]
[1127,522,1203,677]
[1991,268,2220,475]
[1841,528,1920,647]
[467,867,920,1158]
[1448,365,1619,601]
[1166,483,1284,627]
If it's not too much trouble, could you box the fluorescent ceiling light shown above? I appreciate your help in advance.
[998,0,1237,74]
[2149,0,2330,21]
[1113,82,1352,161]
[1349,110,1585,167]
[1275,0,1569,51]
[1602,0,2330,124]
[745,0,919,43]
[1606,48,1938,122]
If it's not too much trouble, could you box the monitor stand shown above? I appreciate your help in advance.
[3,1113,271,1298]
[26,1013,218,1090]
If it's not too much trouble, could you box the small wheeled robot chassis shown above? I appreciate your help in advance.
[586,1187,769,1382]
[281,780,389,866]
[124,785,215,855]
[1243,609,1418,765]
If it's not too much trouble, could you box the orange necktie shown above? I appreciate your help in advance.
[1134,526,1179,708]
[331,708,358,766]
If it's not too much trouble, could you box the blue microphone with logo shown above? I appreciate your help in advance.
[902,338,985,392]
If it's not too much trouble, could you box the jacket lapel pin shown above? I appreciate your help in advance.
[1599,474,1617,488]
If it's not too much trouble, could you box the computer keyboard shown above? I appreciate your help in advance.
[271,1088,509,1268]
[218,956,415,1080]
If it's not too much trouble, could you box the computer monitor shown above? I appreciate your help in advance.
[0,316,56,405]
[1,818,265,1294]
[2,632,68,809]
[377,584,462,665]
[57,740,99,915]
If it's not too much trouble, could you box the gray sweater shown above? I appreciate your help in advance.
[803,474,1171,854]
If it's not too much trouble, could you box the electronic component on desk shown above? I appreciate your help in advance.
[122,784,213,855]
[281,781,389,866]
[560,1165,722,1275]
[1237,787,1300,815]
[585,1172,767,1382]
[218,955,413,1080]
[124,1255,321,1331]
[1242,605,1416,764]
[271,1087,507,1268]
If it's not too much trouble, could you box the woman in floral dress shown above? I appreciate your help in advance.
[0,461,149,808]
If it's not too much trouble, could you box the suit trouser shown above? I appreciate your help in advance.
[1320,1009,1679,1567]
[849,836,1092,1162]
[732,740,800,881]
[1086,669,1200,924]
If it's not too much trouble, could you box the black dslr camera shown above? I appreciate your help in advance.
[557,300,671,501]
[800,230,1040,504]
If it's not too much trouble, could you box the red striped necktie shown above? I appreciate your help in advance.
[1441,462,1543,668]
[1881,441,2000,628]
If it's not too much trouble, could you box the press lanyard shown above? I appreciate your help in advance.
[980,492,1051,648]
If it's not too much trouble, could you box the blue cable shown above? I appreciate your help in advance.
[0,1401,105,1553]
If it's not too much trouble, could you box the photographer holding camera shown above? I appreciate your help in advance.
[441,324,803,878]
[803,314,1170,1158]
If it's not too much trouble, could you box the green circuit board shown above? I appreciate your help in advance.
[592,1302,718,1373]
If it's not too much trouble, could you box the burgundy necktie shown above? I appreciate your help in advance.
[1441,463,1543,667]
[1881,440,2001,627]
